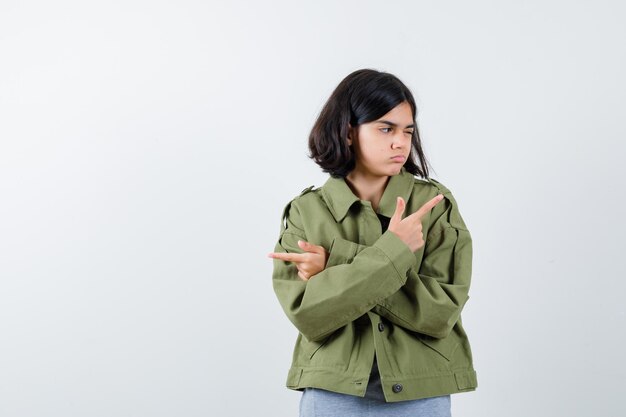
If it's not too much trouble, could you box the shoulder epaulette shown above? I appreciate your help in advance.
[427,178,451,194]
[279,185,316,234]
[299,185,315,195]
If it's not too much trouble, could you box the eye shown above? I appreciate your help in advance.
[380,127,392,133]
[405,131,414,135]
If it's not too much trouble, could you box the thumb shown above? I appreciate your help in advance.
[390,196,405,225]
[299,240,325,255]
[297,240,315,252]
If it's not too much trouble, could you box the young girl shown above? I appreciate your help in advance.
[268,69,477,417]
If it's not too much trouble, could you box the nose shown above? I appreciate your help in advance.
[391,131,411,149]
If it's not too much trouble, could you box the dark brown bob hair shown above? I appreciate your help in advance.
[307,68,431,179]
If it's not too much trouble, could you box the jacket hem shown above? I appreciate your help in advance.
[286,366,478,402]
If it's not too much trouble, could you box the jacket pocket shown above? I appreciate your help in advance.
[297,333,333,360]
[307,334,333,359]
[417,333,460,362]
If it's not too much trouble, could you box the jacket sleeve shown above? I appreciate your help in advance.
[325,190,473,339]
[271,198,418,343]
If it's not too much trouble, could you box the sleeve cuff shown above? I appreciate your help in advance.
[326,237,359,268]
[373,229,417,284]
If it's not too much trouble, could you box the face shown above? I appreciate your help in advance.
[347,100,414,178]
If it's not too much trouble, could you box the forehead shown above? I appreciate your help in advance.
[371,101,415,128]
[374,101,413,125]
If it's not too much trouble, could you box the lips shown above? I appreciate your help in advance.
[391,155,405,162]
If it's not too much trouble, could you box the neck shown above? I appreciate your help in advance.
[345,168,390,212]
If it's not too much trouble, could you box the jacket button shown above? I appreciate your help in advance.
[392,383,403,393]
[378,322,385,332]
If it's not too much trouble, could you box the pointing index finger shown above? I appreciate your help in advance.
[267,252,306,263]
[413,194,445,219]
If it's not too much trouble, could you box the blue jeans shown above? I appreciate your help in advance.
[299,387,451,417]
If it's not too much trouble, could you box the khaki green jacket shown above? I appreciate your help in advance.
[271,167,477,402]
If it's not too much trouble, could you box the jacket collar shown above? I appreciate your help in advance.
[321,166,416,222]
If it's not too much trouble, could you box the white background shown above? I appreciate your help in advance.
[1,1,625,416]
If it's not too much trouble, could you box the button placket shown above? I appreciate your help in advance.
[359,202,381,245]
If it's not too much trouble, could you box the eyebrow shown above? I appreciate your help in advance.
[376,120,415,129]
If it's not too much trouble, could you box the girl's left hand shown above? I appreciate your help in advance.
[268,240,329,281]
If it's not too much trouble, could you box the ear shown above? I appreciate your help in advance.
[347,124,354,146]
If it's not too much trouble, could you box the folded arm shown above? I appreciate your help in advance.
[271,200,418,342]
[324,191,473,339]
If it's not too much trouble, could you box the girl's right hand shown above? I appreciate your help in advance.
[267,240,329,281]
[388,194,444,253]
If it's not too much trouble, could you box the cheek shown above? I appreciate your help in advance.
[367,143,386,154]
[363,147,383,159]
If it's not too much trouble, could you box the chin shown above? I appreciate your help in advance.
[389,165,403,175]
